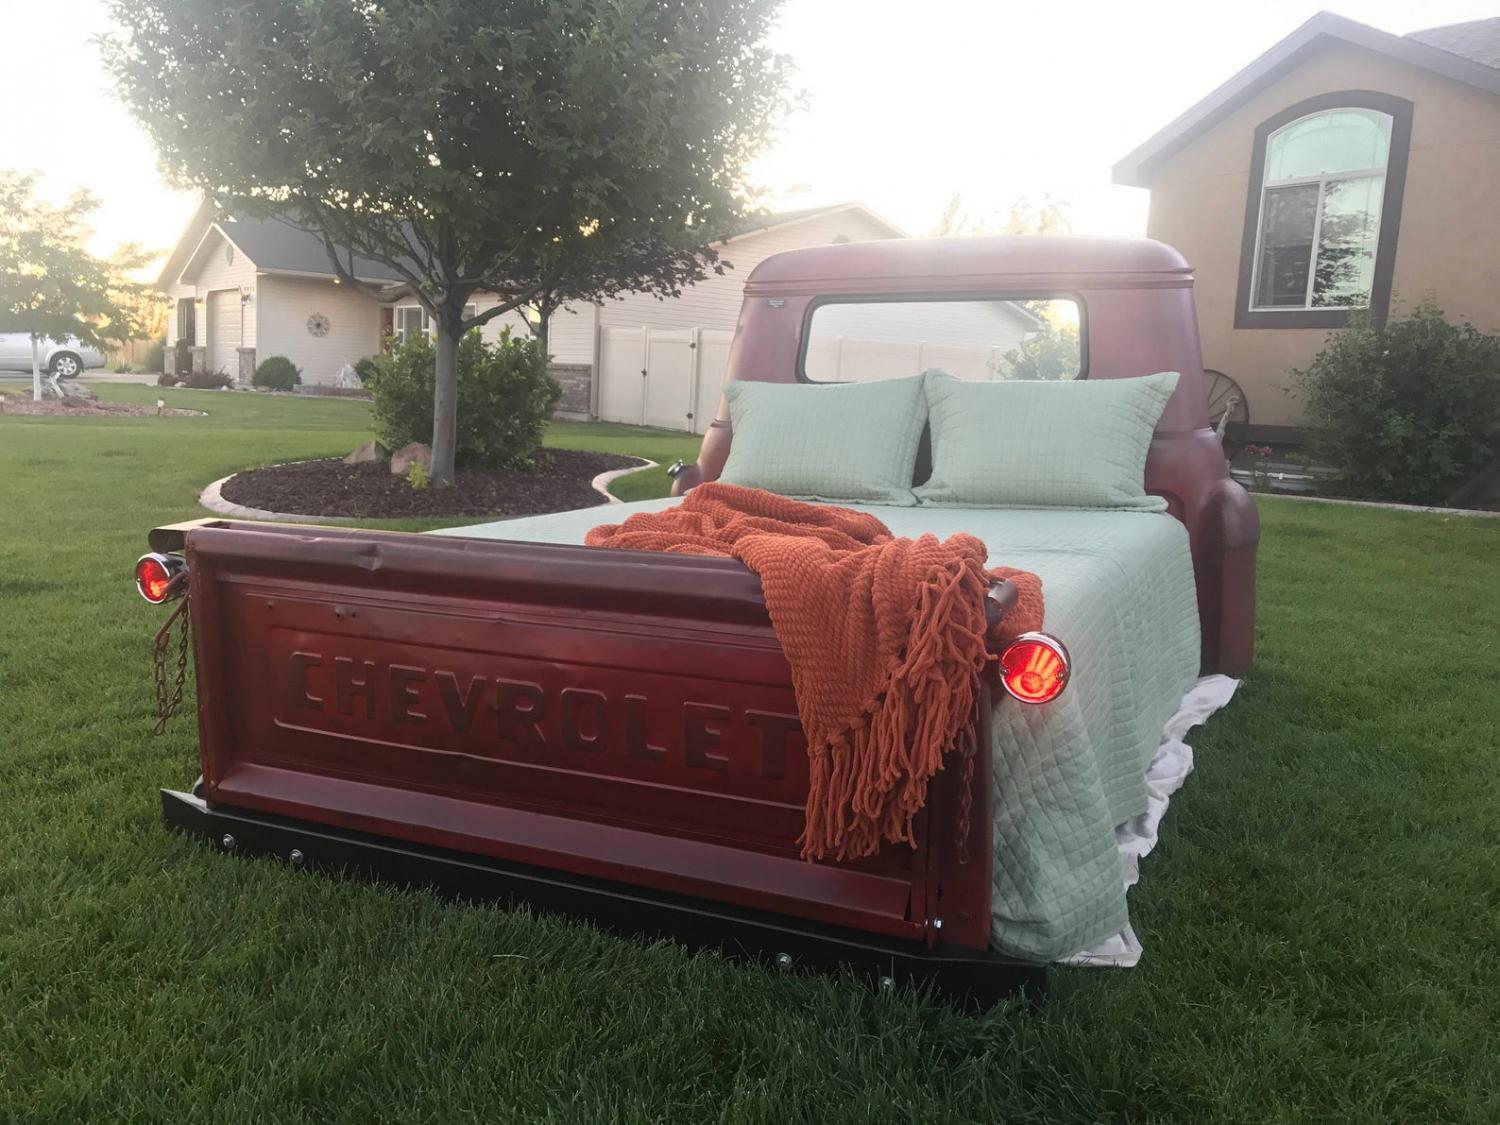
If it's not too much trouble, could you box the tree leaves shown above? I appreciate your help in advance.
[0,171,152,349]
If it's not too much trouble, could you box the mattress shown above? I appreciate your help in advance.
[430,498,1203,961]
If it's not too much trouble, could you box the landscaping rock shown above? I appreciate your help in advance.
[333,363,364,390]
[390,442,432,476]
[344,439,389,464]
[40,378,97,402]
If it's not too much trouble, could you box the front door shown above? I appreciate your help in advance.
[176,297,197,344]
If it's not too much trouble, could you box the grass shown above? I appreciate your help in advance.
[1,383,1497,1122]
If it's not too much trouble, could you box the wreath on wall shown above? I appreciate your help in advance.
[306,313,331,338]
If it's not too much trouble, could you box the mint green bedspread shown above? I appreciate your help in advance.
[431,499,1201,960]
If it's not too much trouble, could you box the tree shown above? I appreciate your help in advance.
[105,0,790,484]
[931,192,1071,240]
[992,318,1080,381]
[0,171,148,400]
[1001,193,1071,237]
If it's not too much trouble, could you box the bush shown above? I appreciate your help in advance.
[157,372,182,387]
[353,356,379,385]
[253,355,302,392]
[142,339,166,373]
[1296,302,1500,504]
[182,370,233,389]
[364,329,559,470]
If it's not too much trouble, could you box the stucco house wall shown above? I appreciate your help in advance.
[1137,35,1500,431]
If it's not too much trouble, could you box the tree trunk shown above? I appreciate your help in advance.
[30,335,42,402]
[534,304,551,360]
[430,316,460,486]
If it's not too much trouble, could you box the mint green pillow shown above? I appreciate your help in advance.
[914,372,1180,509]
[719,377,926,506]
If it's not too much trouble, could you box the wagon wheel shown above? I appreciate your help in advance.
[1203,369,1249,459]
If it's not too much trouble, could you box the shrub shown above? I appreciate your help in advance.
[182,369,233,389]
[353,356,379,385]
[364,329,559,470]
[253,355,302,392]
[157,372,182,387]
[1296,303,1500,505]
[142,338,166,373]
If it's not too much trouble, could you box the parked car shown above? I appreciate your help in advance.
[0,333,107,379]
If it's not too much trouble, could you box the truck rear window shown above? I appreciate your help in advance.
[800,297,1083,383]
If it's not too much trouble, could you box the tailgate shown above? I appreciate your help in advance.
[180,521,970,942]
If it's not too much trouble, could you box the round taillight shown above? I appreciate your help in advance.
[135,553,184,604]
[998,632,1070,705]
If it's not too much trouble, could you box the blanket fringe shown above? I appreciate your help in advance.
[799,553,992,862]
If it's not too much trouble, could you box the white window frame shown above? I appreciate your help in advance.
[393,303,479,340]
[1247,109,1390,313]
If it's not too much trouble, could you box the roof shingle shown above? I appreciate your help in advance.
[1407,17,1500,71]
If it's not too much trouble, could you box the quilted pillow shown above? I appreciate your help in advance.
[719,376,926,506]
[914,371,1180,509]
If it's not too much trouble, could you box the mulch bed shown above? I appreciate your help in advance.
[219,449,641,519]
[0,394,202,418]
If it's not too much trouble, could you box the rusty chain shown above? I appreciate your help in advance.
[150,576,191,735]
[954,724,976,865]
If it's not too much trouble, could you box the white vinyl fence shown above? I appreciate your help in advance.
[598,327,735,434]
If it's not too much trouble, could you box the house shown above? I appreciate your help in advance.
[1113,12,1500,441]
[159,202,940,430]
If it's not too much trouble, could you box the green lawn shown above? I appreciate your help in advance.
[2,384,1497,1122]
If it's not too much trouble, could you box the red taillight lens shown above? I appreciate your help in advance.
[998,632,1070,705]
[135,553,184,604]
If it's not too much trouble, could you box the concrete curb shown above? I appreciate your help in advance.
[591,458,657,503]
[198,466,361,525]
[1265,491,1500,519]
[200,455,660,522]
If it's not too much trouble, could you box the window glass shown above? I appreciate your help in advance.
[395,306,423,341]
[393,305,480,339]
[1251,108,1391,311]
[1312,177,1383,307]
[1265,109,1390,181]
[1254,184,1319,307]
[803,298,1081,383]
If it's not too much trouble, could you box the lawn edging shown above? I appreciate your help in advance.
[1266,491,1500,519]
[198,456,658,523]
[592,458,657,504]
[198,463,360,524]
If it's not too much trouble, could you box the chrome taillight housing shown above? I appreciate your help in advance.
[997,632,1071,705]
[135,552,187,604]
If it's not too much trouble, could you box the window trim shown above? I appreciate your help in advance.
[393,303,479,340]
[1235,91,1412,330]
[794,291,1090,384]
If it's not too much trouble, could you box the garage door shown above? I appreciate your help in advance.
[208,290,242,378]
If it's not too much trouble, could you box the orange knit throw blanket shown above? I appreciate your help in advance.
[585,483,1043,862]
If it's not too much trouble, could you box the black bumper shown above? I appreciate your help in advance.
[162,788,1046,1009]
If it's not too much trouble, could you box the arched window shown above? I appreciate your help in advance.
[1236,92,1411,328]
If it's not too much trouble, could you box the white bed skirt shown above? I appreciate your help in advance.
[1062,674,1241,968]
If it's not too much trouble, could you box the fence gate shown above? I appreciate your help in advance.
[693,330,734,434]
[643,329,696,430]
[597,326,647,425]
[598,325,732,433]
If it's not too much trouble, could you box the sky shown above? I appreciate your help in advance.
[9,0,1498,272]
